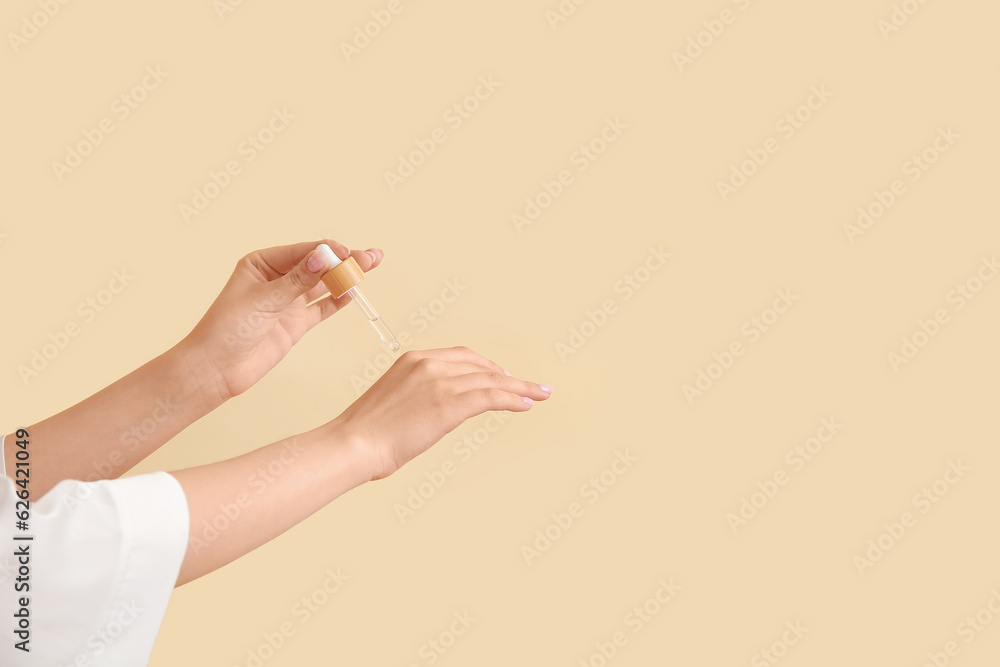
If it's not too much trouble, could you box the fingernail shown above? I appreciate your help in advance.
[503,368,511,376]
[309,244,337,273]
[538,384,554,395]
[367,250,378,264]
[522,396,534,406]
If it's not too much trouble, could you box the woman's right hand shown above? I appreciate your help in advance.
[331,347,554,481]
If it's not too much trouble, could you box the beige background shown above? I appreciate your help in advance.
[3,0,1000,665]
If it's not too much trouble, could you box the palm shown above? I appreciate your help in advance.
[230,301,313,393]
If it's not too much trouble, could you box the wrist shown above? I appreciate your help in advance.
[169,336,231,413]
[321,417,376,485]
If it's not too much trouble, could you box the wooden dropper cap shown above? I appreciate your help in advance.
[321,255,365,297]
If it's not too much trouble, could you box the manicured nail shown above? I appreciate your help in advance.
[538,384,554,395]
[308,243,337,273]
[367,250,378,264]
[503,368,512,376]
[522,396,534,406]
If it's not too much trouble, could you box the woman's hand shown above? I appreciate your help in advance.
[173,346,551,583]
[185,240,383,400]
[331,346,554,481]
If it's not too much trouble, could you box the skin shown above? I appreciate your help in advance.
[2,240,552,586]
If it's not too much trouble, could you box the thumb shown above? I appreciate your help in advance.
[272,243,339,307]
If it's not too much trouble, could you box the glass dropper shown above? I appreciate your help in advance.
[345,284,400,352]
[318,244,400,353]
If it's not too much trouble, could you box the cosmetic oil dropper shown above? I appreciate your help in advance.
[319,245,401,353]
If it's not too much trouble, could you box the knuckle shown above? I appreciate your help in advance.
[237,253,256,271]
[284,267,308,293]
[399,350,425,370]
[414,356,439,375]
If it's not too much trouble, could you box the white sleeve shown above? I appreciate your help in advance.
[0,471,189,666]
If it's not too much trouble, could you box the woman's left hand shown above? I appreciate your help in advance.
[185,239,383,400]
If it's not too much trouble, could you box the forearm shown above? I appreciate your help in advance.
[171,421,371,586]
[4,336,226,497]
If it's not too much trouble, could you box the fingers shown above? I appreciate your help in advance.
[249,239,350,279]
[406,346,508,376]
[307,247,382,306]
[246,239,378,284]
[410,358,499,379]
[269,243,340,309]
[351,248,384,272]
[305,272,373,323]
[455,387,537,415]
[407,347,553,417]
[304,282,334,304]
[445,372,553,403]
[308,292,348,322]
[261,241,384,312]
[412,359,552,401]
